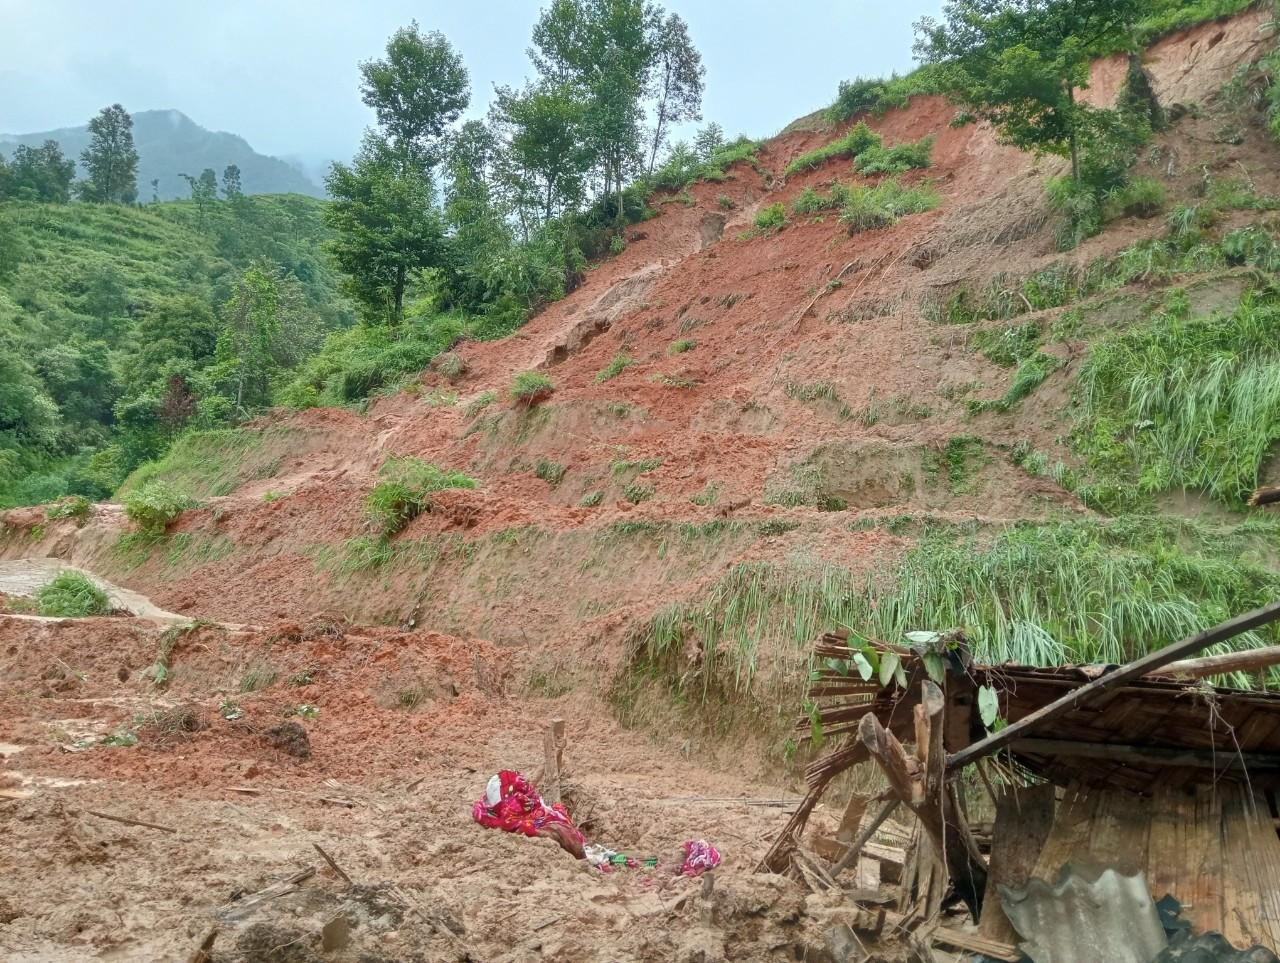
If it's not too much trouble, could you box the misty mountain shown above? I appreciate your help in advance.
[0,109,325,201]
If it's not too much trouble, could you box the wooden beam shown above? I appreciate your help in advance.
[1147,644,1280,680]
[1010,738,1280,771]
[860,683,989,918]
[829,799,901,879]
[947,600,1280,772]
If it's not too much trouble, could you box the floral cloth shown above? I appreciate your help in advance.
[680,839,721,877]
[472,770,584,847]
[473,772,718,877]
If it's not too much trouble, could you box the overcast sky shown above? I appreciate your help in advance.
[0,1,942,172]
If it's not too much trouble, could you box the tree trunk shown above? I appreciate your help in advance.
[1067,86,1081,185]
[392,264,405,331]
[649,98,668,175]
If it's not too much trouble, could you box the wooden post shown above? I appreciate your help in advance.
[543,718,566,805]
[860,682,989,918]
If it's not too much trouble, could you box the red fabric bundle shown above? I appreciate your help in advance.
[472,770,584,850]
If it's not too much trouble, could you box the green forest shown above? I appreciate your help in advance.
[0,0,1267,508]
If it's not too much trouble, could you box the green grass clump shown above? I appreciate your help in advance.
[365,455,477,537]
[510,371,555,405]
[968,353,1063,414]
[792,186,824,215]
[870,519,1280,669]
[435,352,466,380]
[595,353,636,383]
[824,69,940,124]
[535,458,566,487]
[1074,289,1280,511]
[854,135,935,176]
[840,178,940,234]
[464,391,498,419]
[971,323,1042,368]
[36,570,112,617]
[668,339,695,355]
[611,457,663,476]
[45,495,91,525]
[1135,0,1256,43]
[580,490,604,507]
[753,203,787,232]
[784,121,882,177]
[623,482,655,504]
[123,480,192,537]
[690,481,722,507]
[785,382,840,404]
[1105,176,1166,219]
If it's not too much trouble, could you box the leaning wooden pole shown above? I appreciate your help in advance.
[947,600,1280,773]
[860,681,988,918]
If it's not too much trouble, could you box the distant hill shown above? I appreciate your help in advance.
[0,109,325,201]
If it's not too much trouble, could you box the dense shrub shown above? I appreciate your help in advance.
[854,135,935,176]
[365,455,478,537]
[840,179,941,233]
[45,495,91,525]
[510,371,556,405]
[123,480,191,536]
[784,121,883,177]
[754,203,787,231]
[36,570,112,617]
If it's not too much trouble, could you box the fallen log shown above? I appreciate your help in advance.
[1147,644,1280,680]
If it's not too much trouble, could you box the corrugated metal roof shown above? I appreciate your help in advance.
[1154,932,1280,963]
[998,866,1167,963]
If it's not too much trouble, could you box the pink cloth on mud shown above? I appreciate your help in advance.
[680,839,720,876]
[472,770,583,847]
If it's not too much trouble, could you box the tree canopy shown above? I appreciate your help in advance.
[77,103,140,204]
[915,0,1154,182]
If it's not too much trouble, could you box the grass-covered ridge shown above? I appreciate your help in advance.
[619,513,1280,715]
[1074,287,1280,512]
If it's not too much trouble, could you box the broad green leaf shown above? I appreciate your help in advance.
[921,651,945,684]
[851,652,874,681]
[978,684,1000,729]
[879,651,901,689]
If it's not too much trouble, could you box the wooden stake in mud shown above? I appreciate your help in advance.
[860,681,988,918]
[543,718,566,805]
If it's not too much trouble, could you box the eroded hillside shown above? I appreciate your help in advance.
[4,8,1280,961]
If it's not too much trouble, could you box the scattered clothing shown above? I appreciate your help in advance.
[680,839,721,877]
[472,770,585,857]
[584,844,659,873]
[473,773,718,876]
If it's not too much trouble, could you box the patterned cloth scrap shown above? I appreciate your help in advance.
[472,770,584,846]
[680,839,721,877]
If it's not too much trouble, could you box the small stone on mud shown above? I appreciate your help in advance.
[262,722,311,760]
[117,665,130,682]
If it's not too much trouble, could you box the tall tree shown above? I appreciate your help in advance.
[693,121,724,161]
[217,260,315,414]
[222,164,243,199]
[531,0,659,221]
[442,120,515,308]
[6,141,77,202]
[645,12,704,173]
[77,104,139,203]
[324,135,446,328]
[915,0,1154,184]
[359,22,470,170]
[491,81,592,229]
[180,168,219,229]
